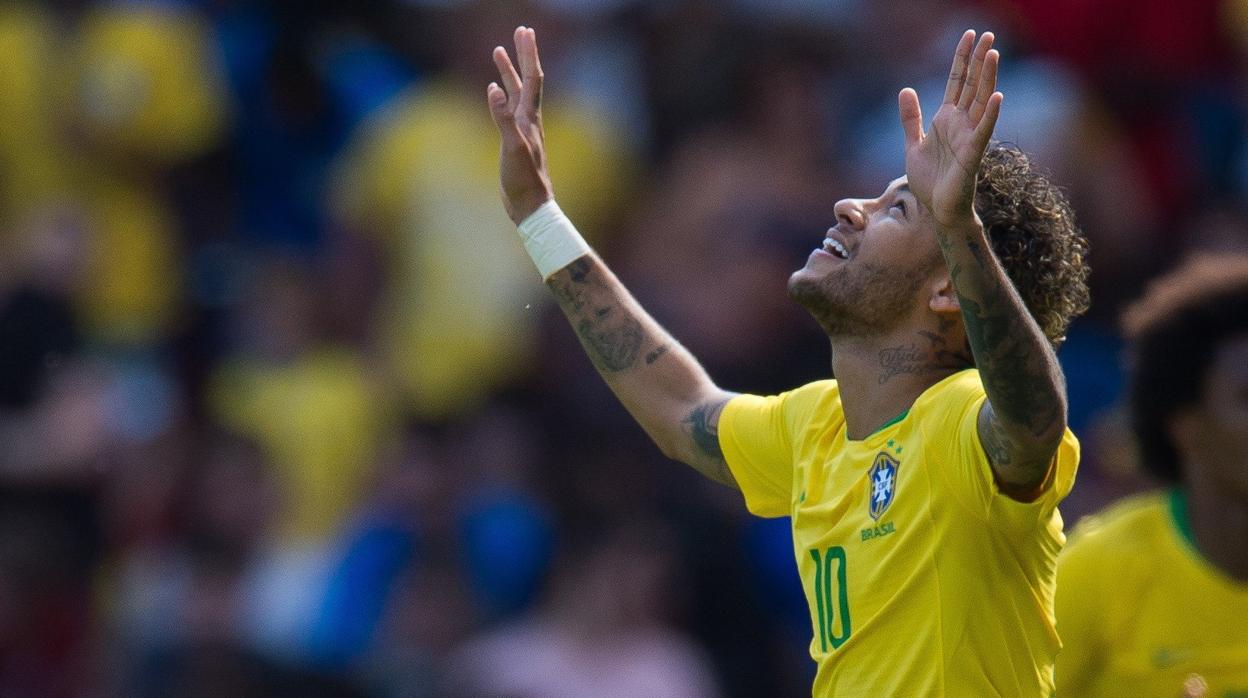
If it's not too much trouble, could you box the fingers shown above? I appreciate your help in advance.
[972,92,1003,148]
[515,26,544,118]
[957,32,994,111]
[489,25,545,140]
[492,46,522,110]
[486,81,525,147]
[942,30,975,105]
[898,88,924,147]
[968,49,999,123]
[515,26,543,80]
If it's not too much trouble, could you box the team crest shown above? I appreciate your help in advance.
[868,452,900,520]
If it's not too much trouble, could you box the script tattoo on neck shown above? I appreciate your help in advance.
[877,317,974,385]
[549,258,645,373]
[877,343,939,384]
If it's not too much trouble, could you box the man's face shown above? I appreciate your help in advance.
[788,176,942,337]
[1183,333,1248,497]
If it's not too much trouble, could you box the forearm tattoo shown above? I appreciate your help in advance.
[549,259,645,373]
[953,240,1061,439]
[947,236,1063,475]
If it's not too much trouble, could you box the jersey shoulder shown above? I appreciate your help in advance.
[785,378,840,406]
[1064,491,1170,559]
[778,379,843,431]
[722,379,843,457]
[909,368,985,423]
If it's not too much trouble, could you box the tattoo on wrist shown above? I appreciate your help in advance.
[567,258,590,283]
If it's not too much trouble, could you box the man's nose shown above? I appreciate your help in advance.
[833,199,866,229]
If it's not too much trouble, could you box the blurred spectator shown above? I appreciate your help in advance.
[618,31,840,392]
[208,260,397,542]
[329,2,636,420]
[443,520,721,698]
[106,432,275,657]
[0,3,229,347]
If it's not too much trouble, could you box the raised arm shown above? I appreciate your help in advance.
[899,31,1066,496]
[485,27,737,487]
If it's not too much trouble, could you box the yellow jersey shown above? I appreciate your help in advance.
[1056,491,1248,697]
[719,369,1079,696]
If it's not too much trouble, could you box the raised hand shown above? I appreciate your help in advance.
[899,30,1002,231]
[487,26,554,224]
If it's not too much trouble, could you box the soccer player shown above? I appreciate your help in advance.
[487,27,1090,694]
[1056,255,1248,696]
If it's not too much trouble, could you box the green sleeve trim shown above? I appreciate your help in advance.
[1168,488,1198,552]
[867,408,910,438]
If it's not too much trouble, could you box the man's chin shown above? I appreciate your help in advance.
[787,269,825,308]
[788,264,833,297]
[787,267,865,337]
[787,268,811,299]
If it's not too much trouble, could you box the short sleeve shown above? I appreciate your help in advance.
[718,393,796,518]
[931,386,996,519]
[925,372,1080,522]
[1030,428,1080,513]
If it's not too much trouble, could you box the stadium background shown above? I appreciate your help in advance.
[0,0,1243,694]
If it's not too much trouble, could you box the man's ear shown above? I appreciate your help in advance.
[928,275,961,314]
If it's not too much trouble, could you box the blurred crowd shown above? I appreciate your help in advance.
[0,0,1245,695]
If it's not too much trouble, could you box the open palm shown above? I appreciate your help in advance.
[487,26,553,225]
[900,31,1002,230]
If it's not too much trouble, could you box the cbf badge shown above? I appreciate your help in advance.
[868,452,900,520]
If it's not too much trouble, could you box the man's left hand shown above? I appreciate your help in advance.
[899,30,1002,232]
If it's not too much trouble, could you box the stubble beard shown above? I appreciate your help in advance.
[787,260,933,339]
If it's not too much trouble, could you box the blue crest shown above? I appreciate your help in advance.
[868,452,900,520]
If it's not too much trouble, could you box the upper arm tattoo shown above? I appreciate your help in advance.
[682,397,738,488]
[978,400,1056,499]
[684,400,726,461]
[976,401,1013,468]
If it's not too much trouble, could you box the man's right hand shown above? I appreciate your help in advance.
[487,29,736,491]
[487,26,554,225]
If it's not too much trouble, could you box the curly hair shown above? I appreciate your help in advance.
[1120,254,1248,483]
[973,143,1091,348]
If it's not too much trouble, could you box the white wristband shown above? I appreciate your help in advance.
[517,199,592,281]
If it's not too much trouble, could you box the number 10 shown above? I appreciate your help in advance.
[809,545,852,651]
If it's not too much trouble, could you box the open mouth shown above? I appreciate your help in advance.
[822,236,849,259]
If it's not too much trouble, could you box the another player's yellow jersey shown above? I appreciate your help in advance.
[1056,491,1248,697]
[719,369,1079,697]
